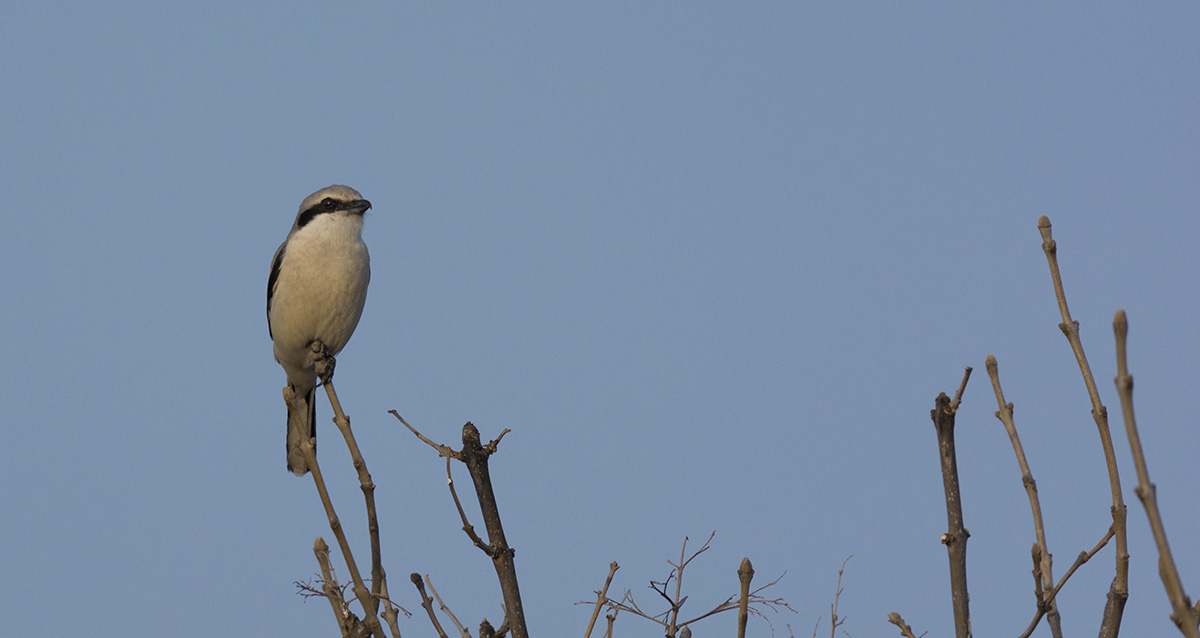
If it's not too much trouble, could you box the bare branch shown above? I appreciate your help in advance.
[314,537,351,637]
[666,533,715,635]
[390,410,459,459]
[738,558,754,638]
[425,574,470,638]
[444,455,490,553]
[584,562,620,638]
[678,581,795,628]
[284,386,385,638]
[828,556,851,638]
[887,612,919,638]
[390,413,528,637]
[1038,215,1128,635]
[1018,527,1116,638]
[391,412,490,552]
[411,572,449,638]
[678,531,716,571]
[323,379,399,637]
[950,367,973,412]
[376,569,403,638]
[458,422,528,637]
[931,382,972,638]
[610,589,657,624]
[1113,310,1199,637]
[596,542,795,635]
[985,355,1062,637]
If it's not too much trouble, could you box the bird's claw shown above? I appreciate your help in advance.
[306,340,336,384]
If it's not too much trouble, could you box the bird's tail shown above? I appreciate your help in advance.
[286,386,316,476]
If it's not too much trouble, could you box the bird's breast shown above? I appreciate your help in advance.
[269,220,370,362]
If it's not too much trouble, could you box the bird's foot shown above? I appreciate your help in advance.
[306,340,336,384]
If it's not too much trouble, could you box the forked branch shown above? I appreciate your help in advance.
[581,535,795,636]
[584,562,620,638]
[1018,527,1115,638]
[392,411,527,638]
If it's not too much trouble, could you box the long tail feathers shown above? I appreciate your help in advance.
[286,387,315,476]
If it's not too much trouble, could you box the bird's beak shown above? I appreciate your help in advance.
[349,199,371,216]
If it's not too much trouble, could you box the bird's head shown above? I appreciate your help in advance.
[294,185,371,229]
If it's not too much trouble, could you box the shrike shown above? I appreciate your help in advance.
[268,185,371,476]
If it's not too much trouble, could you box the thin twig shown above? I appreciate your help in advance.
[950,367,973,412]
[614,589,652,622]
[390,410,458,458]
[411,573,449,638]
[585,562,620,638]
[314,537,351,637]
[680,576,795,627]
[426,575,470,638]
[588,534,794,634]
[828,556,851,638]
[1018,526,1116,638]
[985,355,1062,637]
[391,411,493,552]
[377,572,402,638]
[445,455,490,552]
[1038,215,1129,637]
[603,570,794,631]
[825,556,854,638]
[1113,310,1200,637]
[667,534,713,635]
[285,387,385,638]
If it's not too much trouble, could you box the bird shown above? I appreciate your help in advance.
[267,185,372,476]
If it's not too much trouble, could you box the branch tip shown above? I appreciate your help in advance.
[949,366,972,412]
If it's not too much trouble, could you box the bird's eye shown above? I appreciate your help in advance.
[321,198,336,208]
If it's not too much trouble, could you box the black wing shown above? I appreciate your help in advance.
[267,242,286,339]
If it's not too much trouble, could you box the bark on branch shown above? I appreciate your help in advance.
[931,367,973,638]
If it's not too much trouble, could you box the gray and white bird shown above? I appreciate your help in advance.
[268,185,371,476]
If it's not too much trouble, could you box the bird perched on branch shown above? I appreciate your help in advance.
[267,185,371,475]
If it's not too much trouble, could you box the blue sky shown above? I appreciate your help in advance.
[2,2,1197,636]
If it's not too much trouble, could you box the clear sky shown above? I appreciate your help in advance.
[2,2,1197,637]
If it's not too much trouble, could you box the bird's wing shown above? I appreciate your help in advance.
[267,240,287,339]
